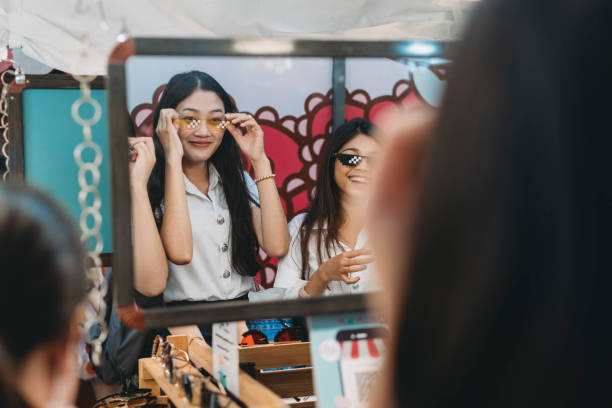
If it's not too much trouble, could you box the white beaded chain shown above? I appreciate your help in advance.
[71,74,108,367]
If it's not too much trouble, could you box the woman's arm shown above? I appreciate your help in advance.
[157,109,193,265]
[129,137,168,296]
[250,157,290,257]
[225,112,289,257]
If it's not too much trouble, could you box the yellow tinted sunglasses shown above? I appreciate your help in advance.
[174,117,230,131]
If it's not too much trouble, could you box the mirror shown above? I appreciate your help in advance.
[108,38,451,330]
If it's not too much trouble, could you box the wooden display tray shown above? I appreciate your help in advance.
[189,337,288,408]
[238,342,311,369]
[238,342,314,407]
[139,357,241,408]
[138,334,287,407]
[239,342,313,398]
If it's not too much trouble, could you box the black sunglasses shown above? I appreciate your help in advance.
[333,152,376,167]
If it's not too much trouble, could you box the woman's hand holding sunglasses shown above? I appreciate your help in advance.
[156,108,184,162]
[317,248,374,287]
[224,112,266,165]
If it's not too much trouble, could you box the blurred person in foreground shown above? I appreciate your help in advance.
[368,0,611,406]
[0,184,88,408]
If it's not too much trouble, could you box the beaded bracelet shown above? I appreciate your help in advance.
[254,173,275,184]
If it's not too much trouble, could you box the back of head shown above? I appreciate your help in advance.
[0,184,87,404]
[395,0,611,406]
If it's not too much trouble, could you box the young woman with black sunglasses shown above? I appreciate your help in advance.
[274,118,380,298]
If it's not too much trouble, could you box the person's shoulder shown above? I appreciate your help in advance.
[288,213,307,234]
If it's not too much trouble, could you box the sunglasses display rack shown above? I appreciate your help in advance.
[138,335,286,408]
[238,342,314,406]
[92,390,170,408]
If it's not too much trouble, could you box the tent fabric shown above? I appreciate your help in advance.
[0,0,478,75]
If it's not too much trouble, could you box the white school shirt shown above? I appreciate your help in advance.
[163,165,259,302]
[274,213,379,299]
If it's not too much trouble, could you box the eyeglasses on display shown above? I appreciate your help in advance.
[178,373,233,408]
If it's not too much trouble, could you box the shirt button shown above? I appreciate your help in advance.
[216,215,225,225]
[353,284,360,290]
[223,270,231,279]
[221,243,229,252]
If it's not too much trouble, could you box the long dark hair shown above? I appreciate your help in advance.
[0,183,87,407]
[394,0,610,405]
[298,118,377,279]
[148,71,259,277]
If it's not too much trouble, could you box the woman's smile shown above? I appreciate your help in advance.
[348,174,369,184]
[188,139,213,148]
[334,134,380,198]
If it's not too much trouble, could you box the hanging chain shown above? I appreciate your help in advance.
[0,64,25,181]
[70,0,131,369]
[0,70,13,181]
[71,74,108,367]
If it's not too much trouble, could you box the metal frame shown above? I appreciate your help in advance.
[4,73,112,266]
[331,58,346,131]
[108,37,454,330]
[6,73,105,182]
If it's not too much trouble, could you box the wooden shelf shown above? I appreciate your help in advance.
[238,342,314,400]
[189,337,287,408]
[139,335,287,408]
[286,402,316,408]
[238,342,311,369]
[258,367,314,398]
[139,358,193,408]
[139,358,243,408]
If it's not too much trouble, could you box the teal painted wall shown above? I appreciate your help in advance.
[23,89,112,252]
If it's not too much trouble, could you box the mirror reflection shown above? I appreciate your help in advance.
[124,56,447,318]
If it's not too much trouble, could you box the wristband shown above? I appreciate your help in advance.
[254,173,275,184]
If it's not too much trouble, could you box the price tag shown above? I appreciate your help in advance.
[212,322,240,396]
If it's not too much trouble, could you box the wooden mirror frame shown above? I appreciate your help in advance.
[107,38,454,329]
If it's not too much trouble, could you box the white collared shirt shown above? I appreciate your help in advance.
[163,165,259,302]
[274,213,379,298]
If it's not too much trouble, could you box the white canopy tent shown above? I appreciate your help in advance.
[0,0,478,75]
